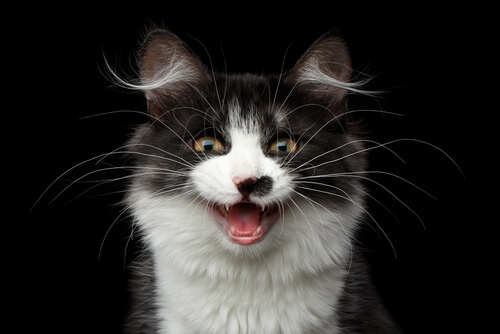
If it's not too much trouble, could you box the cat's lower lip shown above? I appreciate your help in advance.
[212,203,280,245]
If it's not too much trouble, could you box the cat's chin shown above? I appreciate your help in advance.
[211,202,281,245]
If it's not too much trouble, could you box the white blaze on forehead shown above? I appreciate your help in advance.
[228,129,264,180]
[227,97,261,133]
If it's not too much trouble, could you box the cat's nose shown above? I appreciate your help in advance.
[233,176,258,201]
[232,176,273,201]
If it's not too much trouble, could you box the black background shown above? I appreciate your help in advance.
[11,4,491,333]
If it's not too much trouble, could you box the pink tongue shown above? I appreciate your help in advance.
[228,203,261,233]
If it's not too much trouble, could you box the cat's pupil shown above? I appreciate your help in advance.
[202,139,214,151]
[276,141,288,152]
[194,136,222,152]
[269,138,296,153]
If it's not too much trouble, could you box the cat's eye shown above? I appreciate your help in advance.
[193,136,223,152]
[269,138,297,153]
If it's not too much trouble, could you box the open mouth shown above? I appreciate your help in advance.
[212,202,280,245]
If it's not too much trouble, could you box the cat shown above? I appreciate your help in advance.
[119,28,401,334]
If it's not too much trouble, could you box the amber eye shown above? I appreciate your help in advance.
[269,138,297,153]
[194,136,223,152]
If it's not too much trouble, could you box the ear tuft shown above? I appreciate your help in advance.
[287,30,364,100]
[140,29,207,91]
[140,28,208,104]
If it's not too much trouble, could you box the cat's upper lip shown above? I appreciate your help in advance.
[212,202,280,245]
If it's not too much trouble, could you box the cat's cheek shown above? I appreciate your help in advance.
[189,156,239,204]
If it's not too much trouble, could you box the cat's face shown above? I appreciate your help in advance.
[127,29,367,259]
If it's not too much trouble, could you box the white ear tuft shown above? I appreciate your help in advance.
[139,29,208,95]
[287,31,368,98]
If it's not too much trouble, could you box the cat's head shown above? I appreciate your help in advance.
[126,29,368,263]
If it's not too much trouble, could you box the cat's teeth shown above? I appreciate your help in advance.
[230,225,235,233]
[255,225,261,235]
[219,205,229,217]
[261,206,272,217]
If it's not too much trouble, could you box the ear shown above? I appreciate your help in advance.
[286,30,357,103]
[139,28,210,116]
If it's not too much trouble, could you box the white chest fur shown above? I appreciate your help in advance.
[155,254,344,334]
[129,188,362,334]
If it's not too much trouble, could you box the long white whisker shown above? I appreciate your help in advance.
[99,203,132,261]
[68,172,195,205]
[299,173,425,229]
[294,183,353,202]
[186,33,223,111]
[297,170,435,200]
[349,182,402,226]
[291,189,355,274]
[271,43,292,114]
[280,122,316,168]
[100,148,196,169]
[276,201,287,241]
[98,182,197,260]
[287,197,317,261]
[282,109,404,169]
[83,108,207,165]
[31,151,122,211]
[48,166,191,206]
[275,81,299,116]
[295,184,397,259]
[123,216,139,268]
[286,139,405,175]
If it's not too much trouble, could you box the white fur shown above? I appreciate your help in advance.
[191,129,293,209]
[127,126,365,334]
[104,50,200,94]
[295,55,367,95]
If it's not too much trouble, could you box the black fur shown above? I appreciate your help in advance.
[125,249,158,334]
[337,251,402,333]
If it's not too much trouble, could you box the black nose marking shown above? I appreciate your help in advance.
[234,176,273,201]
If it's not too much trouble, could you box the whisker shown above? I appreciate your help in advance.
[280,122,316,168]
[294,182,353,202]
[281,109,404,169]
[82,108,208,165]
[187,33,223,111]
[276,201,287,241]
[286,139,405,175]
[123,216,139,268]
[31,151,123,211]
[292,191,326,235]
[48,166,191,206]
[287,197,318,261]
[271,43,292,115]
[152,186,198,203]
[217,39,228,109]
[291,189,354,273]
[98,183,197,260]
[79,109,150,121]
[295,184,397,259]
[100,147,196,169]
[298,172,426,229]
[348,182,402,227]
[392,138,465,179]
[282,108,394,168]
[99,201,133,261]
[297,170,435,200]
